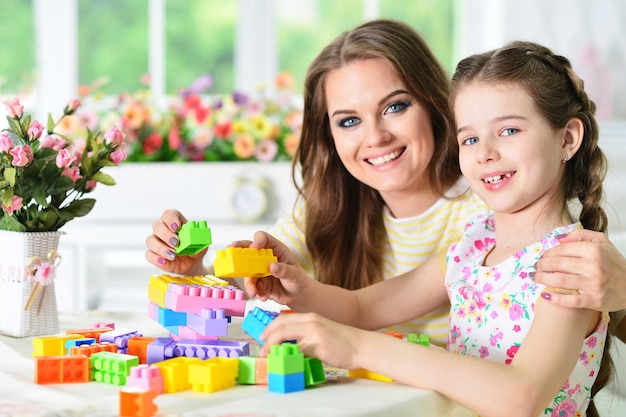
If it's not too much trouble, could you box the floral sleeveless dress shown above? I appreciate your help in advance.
[445,215,609,416]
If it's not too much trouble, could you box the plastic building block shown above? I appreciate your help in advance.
[256,356,268,385]
[304,357,326,387]
[70,341,118,357]
[213,247,277,278]
[267,343,304,375]
[176,220,212,255]
[94,321,115,329]
[268,372,305,393]
[65,337,96,352]
[407,333,430,347]
[384,331,403,339]
[100,328,142,354]
[127,337,156,364]
[33,334,85,357]
[186,308,228,337]
[348,368,393,383]
[237,356,257,384]
[66,326,114,342]
[126,365,164,394]
[188,357,238,393]
[34,354,90,384]
[119,387,158,417]
[153,356,201,393]
[242,307,279,345]
[148,302,187,327]
[90,351,140,385]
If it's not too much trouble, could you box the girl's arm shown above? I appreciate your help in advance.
[245,231,449,330]
[357,300,599,417]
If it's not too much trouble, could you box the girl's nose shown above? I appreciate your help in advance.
[475,137,499,163]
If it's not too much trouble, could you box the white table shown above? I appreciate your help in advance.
[0,309,473,417]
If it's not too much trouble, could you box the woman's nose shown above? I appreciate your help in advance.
[365,122,393,146]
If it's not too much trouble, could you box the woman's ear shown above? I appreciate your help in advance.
[562,117,584,160]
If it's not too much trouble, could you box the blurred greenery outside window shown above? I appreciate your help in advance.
[0,0,453,98]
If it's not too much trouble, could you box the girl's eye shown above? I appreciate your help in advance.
[338,117,360,128]
[462,136,479,146]
[501,128,519,136]
[384,101,409,115]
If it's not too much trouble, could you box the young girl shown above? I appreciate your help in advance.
[243,41,613,417]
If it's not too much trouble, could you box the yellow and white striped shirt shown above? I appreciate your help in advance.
[270,178,490,347]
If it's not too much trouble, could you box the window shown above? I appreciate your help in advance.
[0,0,35,99]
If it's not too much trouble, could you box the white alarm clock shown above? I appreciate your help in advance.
[231,177,269,223]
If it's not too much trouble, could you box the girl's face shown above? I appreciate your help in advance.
[454,81,567,217]
[325,58,436,212]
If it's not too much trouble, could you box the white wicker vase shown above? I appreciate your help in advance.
[0,230,62,337]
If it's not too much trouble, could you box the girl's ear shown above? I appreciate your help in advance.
[562,117,584,160]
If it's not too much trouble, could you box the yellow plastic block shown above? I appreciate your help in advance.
[188,357,238,393]
[148,274,229,308]
[33,334,84,357]
[153,356,201,393]
[348,368,393,383]
[213,247,277,278]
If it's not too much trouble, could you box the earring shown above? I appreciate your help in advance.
[563,154,569,163]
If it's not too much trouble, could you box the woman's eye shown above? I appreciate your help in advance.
[385,101,409,115]
[338,117,360,128]
[462,137,479,146]
[501,128,519,136]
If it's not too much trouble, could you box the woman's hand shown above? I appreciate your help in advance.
[258,312,364,370]
[239,231,313,305]
[144,209,208,276]
[535,229,626,311]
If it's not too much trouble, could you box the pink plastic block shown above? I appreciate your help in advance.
[164,284,246,317]
[126,365,164,394]
[94,322,115,329]
[170,326,218,342]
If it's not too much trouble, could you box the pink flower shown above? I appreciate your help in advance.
[508,303,524,321]
[65,98,81,114]
[56,148,76,168]
[34,263,53,284]
[40,134,67,150]
[0,131,13,152]
[85,180,97,191]
[103,125,125,146]
[585,335,597,348]
[3,97,24,118]
[10,145,33,167]
[255,139,278,162]
[505,344,519,364]
[550,398,578,416]
[109,149,126,165]
[62,166,82,182]
[478,346,490,358]
[1,195,23,215]
[27,120,45,139]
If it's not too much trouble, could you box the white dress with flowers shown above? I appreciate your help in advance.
[445,215,609,416]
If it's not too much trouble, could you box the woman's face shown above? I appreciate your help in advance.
[325,58,436,207]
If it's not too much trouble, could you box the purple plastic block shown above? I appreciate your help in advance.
[186,308,228,337]
[100,328,142,353]
[146,337,177,364]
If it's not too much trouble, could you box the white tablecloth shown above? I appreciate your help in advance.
[0,310,473,417]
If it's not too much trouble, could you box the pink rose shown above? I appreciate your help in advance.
[61,166,82,182]
[85,180,97,191]
[55,148,76,168]
[10,145,33,167]
[109,149,126,165]
[103,125,125,146]
[27,120,45,139]
[1,195,23,215]
[40,134,67,150]
[0,131,13,152]
[3,97,24,118]
[65,98,81,114]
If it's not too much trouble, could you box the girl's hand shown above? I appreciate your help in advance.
[535,228,626,311]
[239,231,312,305]
[144,209,208,275]
[258,312,364,370]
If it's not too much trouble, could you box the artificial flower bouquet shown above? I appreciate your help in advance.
[0,97,127,232]
[80,72,302,163]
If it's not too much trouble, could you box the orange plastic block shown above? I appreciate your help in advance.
[213,247,277,278]
[66,327,114,342]
[256,356,268,385]
[119,387,158,417]
[127,337,156,364]
[188,357,238,393]
[34,354,90,384]
[70,341,117,357]
[153,356,201,393]
[32,334,84,357]
[384,331,403,339]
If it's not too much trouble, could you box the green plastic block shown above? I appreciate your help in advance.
[176,220,212,255]
[267,343,304,375]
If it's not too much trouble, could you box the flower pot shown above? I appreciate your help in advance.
[0,230,62,337]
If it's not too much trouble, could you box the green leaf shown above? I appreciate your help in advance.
[90,171,116,186]
[1,188,13,207]
[0,213,26,232]
[64,198,96,218]
[47,113,55,133]
[4,167,16,186]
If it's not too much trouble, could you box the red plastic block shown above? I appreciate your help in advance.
[34,354,90,384]
[119,387,158,417]
[70,341,117,357]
